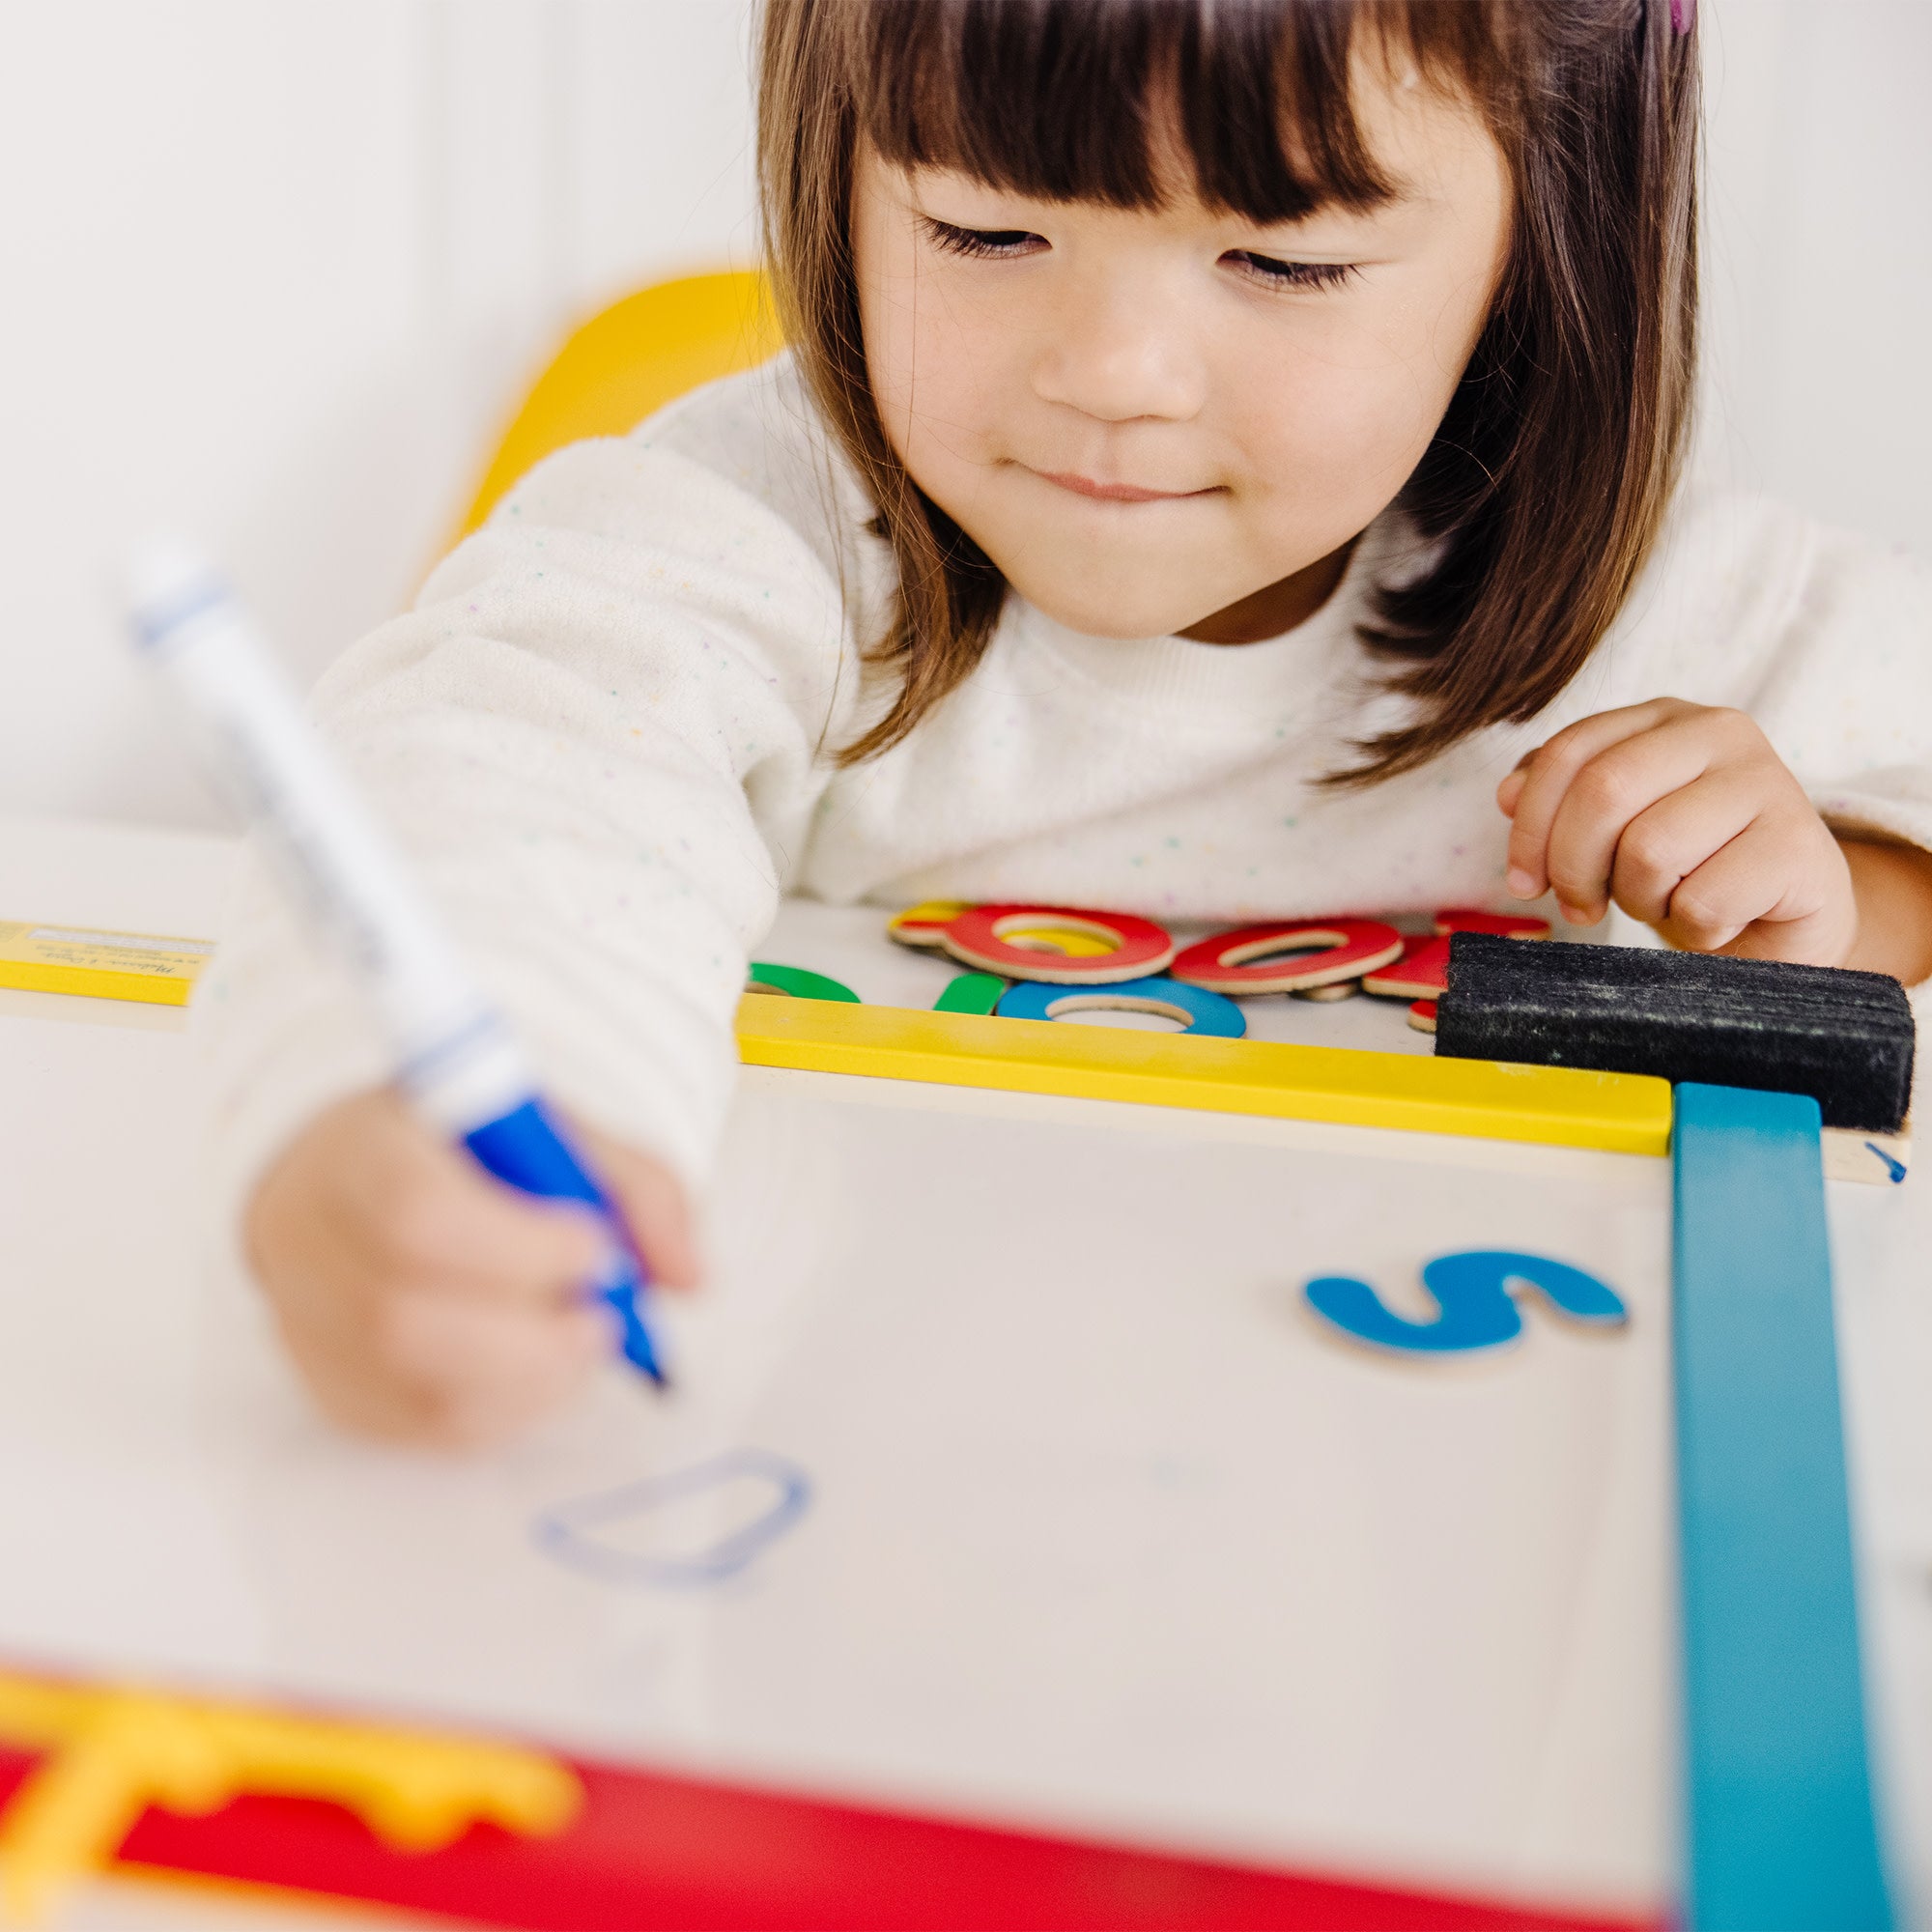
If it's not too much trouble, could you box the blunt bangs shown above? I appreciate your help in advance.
[857,0,1406,223]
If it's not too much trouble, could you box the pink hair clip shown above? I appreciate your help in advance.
[1669,0,1696,34]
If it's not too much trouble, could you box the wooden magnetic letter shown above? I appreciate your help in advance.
[887,901,970,950]
[934,971,1007,1015]
[1170,919,1403,994]
[1363,934,1451,1001]
[995,975,1246,1038]
[1434,907,1552,940]
[1363,909,1550,1002]
[1303,1250,1626,1356]
[745,962,861,1003]
[941,904,1176,984]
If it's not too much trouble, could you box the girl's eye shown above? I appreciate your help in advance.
[1223,251,1359,292]
[921,217,1046,260]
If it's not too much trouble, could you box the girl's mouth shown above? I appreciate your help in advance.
[1032,469,1216,504]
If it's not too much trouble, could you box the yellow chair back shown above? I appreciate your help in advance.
[453,269,783,541]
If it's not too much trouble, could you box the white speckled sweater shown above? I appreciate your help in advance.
[205,354,1932,1214]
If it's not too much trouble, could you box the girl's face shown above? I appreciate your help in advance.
[851,69,1512,645]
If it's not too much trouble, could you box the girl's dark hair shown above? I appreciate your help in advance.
[757,0,1699,782]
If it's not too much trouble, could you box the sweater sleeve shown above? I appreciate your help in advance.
[202,415,868,1240]
[1755,528,1932,862]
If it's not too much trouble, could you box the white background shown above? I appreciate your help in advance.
[0,0,1924,829]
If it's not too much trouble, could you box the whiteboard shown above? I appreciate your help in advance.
[0,943,1675,1920]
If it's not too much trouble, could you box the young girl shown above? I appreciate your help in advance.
[221,0,1932,1445]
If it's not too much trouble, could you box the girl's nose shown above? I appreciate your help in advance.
[1030,287,1207,424]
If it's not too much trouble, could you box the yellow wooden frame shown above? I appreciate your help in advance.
[736,994,1673,1157]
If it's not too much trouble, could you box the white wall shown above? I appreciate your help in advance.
[0,0,1923,831]
[1697,0,1932,551]
[0,0,760,827]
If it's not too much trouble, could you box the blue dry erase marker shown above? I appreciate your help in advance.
[125,539,666,1385]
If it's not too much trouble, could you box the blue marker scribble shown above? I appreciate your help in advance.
[1864,1141,1908,1184]
[1304,1250,1627,1357]
[534,1448,811,1586]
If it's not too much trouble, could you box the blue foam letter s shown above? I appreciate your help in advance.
[1304,1250,1626,1356]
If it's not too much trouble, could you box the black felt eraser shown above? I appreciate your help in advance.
[1435,932,1917,1132]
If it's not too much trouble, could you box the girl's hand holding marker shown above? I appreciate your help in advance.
[247,1092,697,1448]
[128,542,691,1442]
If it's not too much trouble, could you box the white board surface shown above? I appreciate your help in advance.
[0,986,1673,1919]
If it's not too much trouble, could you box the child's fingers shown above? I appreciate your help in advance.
[1662,816,1855,965]
[1653,834,1768,952]
[379,1295,611,1445]
[1537,711,1727,922]
[1653,822,1823,959]
[284,1288,609,1449]
[246,1088,668,1448]
[1503,699,1689,898]
[336,1094,609,1305]
[581,1135,704,1292]
[1605,773,1762,926]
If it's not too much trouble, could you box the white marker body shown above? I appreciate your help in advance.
[128,546,527,1137]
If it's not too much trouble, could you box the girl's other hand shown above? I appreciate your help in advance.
[244,1089,700,1449]
[1496,698,1857,965]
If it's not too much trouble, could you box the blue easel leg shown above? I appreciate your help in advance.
[1672,1083,1893,1930]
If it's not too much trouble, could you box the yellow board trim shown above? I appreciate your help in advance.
[735,993,1673,1156]
[0,1671,579,1924]
[0,923,213,1009]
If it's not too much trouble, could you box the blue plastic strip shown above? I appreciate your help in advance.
[1672,1083,1892,1929]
